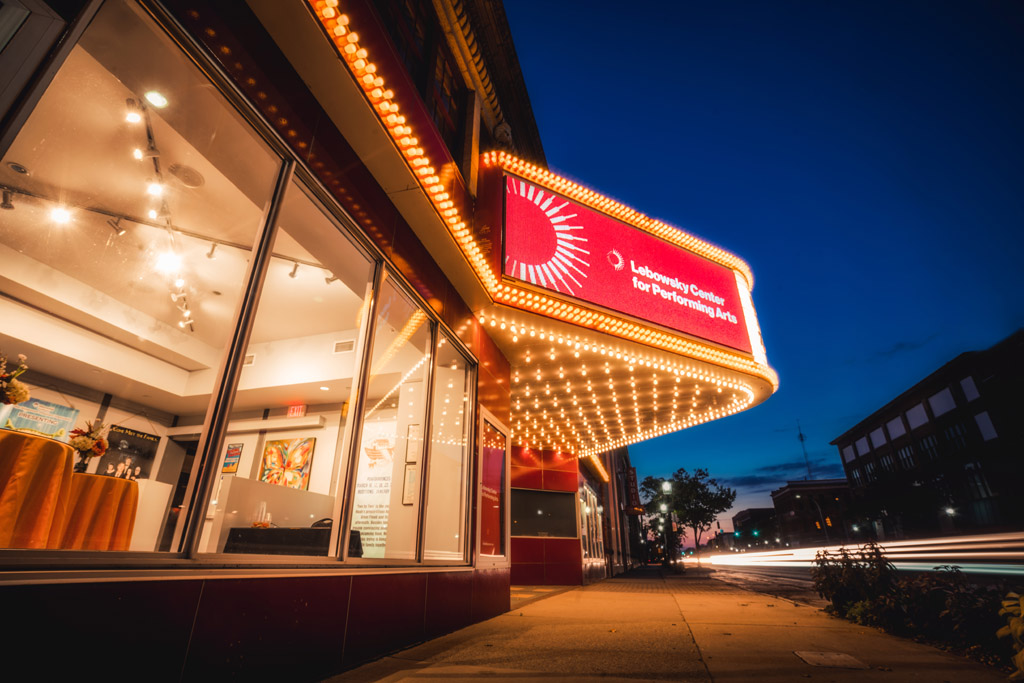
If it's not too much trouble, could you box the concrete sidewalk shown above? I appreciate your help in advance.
[326,566,1007,682]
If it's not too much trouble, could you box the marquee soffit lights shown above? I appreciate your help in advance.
[308,1,776,461]
[490,310,760,460]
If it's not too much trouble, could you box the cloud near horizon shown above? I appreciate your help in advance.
[719,456,845,494]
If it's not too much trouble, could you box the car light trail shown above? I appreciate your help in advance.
[698,531,1024,576]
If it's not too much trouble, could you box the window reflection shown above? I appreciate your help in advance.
[422,334,471,560]
[349,274,432,560]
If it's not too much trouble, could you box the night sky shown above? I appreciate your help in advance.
[503,1,1024,536]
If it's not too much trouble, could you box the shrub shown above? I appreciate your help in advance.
[998,591,1024,680]
[811,541,898,617]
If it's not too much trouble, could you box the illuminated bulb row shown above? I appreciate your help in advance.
[494,315,757,390]
[482,151,753,289]
[309,0,498,292]
[492,287,776,389]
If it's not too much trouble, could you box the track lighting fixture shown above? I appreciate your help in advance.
[289,262,300,278]
[325,275,339,285]
[125,98,142,123]
[206,243,218,259]
[0,190,12,210]
[107,217,126,236]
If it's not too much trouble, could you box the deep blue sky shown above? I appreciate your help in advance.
[503,1,1024,534]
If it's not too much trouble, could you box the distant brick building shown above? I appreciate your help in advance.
[731,507,777,548]
[831,331,1024,540]
[771,479,850,547]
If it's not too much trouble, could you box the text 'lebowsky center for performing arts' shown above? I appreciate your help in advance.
[0,1,774,677]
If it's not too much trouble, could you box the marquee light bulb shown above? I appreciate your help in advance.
[50,207,71,224]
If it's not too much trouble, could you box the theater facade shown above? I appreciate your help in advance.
[0,0,775,678]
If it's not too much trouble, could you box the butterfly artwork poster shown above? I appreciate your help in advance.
[258,437,316,490]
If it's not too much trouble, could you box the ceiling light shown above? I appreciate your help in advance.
[107,217,126,236]
[325,275,339,285]
[0,190,13,210]
[289,262,300,278]
[156,251,181,273]
[206,243,218,259]
[50,207,71,223]
[320,386,330,391]
[125,98,142,123]
[146,182,164,197]
[133,148,144,160]
[144,91,168,108]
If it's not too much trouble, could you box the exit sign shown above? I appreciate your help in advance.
[287,405,307,418]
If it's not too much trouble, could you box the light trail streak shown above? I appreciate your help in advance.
[697,531,1024,576]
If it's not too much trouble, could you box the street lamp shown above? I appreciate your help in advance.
[661,481,672,565]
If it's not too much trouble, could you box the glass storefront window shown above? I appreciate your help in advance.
[479,419,506,556]
[580,485,603,559]
[199,180,375,557]
[348,273,432,560]
[422,333,472,560]
[0,0,281,553]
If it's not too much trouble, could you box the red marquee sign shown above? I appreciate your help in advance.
[502,175,752,354]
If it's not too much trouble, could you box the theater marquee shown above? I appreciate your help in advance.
[502,175,754,355]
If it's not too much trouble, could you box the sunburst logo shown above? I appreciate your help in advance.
[607,249,624,271]
[504,177,589,295]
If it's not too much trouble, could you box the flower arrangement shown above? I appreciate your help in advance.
[0,351,30,405]
[69,420,109,473]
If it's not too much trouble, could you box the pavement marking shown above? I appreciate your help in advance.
[794,651,870,669]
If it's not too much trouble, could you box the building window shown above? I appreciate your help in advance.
[374,0,465,160]
[974,411,998,441]
[580,484,604,560]
[943,423,967,452]
[960,376,980,402]
[479,419,507,556]
[204,180,375,558]
[0,0,283,553]
[348,273,433,560]
[422,333,474,561]
[375,0,431,86]
[855,436,870,456]
[870,427,887,450]
[863,461,877,482]
[964,462,993,500]
[878,453,894,472]
[928,387,956,417]
[906,403,929,430]
[850,468,863,486]
[919,434,940,460]
[429,48,463,154]
[841,445,855,462]
[511,489,577,538]
[886,416,906,440]
[897,444,915,469]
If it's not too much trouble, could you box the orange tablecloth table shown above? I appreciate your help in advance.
[59,474,138,551]
[0,430,74,548]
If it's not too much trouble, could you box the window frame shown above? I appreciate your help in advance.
[475,407,510,568]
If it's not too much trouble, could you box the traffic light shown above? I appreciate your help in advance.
[825,517,832,527]
[815,521,821,530]
[752,530,759,537]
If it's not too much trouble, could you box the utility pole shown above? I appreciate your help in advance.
[797,419,812,479]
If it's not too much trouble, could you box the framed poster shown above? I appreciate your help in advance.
[402,463,418,505]
[257,437,315,490]
[96,425,159,480]
[222,443,243,473]
[405,423,422,462]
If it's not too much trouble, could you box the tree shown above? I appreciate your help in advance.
[640,468,736,564]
